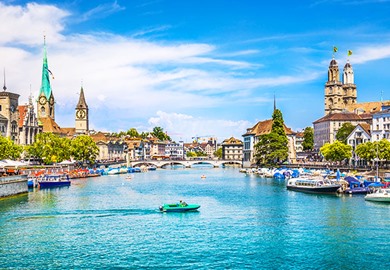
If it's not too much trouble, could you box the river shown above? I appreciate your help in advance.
[1,166,389,269]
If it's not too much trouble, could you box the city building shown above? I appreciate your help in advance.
[165,141,184,160]
[0,86,20,142]
[314,56,389,149]
[18,95,42,145]
[313,112,368,149]
[242,119,296,167]
[221,137,243,160]
[346,123,371,166]
[371,103,390,142]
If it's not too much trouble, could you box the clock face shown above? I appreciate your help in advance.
[76,109,86,119]
[39,96,46,105]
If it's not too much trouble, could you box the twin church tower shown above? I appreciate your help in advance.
[37,37,89,134]
[324,58,357,115]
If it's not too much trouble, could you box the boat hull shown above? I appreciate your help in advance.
[287,185,340,194]
[39,181,71,188]
[159,204,200,212]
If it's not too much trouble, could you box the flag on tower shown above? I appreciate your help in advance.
[348,50,353,56]
[333,46,338,53]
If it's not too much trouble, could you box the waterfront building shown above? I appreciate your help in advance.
[242,119,296,167]
[315,56,389,149]
[75,87,89,134]
[165,141,184,160]
[313,112,369,149]
[346,123,371,166]
[18,95,42,145]
[295,131,304,152]
[0,86,20,142]
[90,132,126,161]
[221,137,243,160]
[371,104,390,142]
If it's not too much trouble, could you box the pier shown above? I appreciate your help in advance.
[0,175,28,198]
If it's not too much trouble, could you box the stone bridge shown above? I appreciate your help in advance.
[129,159,242,168]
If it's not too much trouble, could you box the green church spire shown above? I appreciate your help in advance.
[39,36,52,99]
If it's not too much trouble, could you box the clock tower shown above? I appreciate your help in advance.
[37,36,55,120]
[75,86,89,134]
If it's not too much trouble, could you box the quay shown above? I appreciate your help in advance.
[0,175,28,198]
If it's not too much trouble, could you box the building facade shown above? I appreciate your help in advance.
[371,104,390,142]
[242,119,296,167]
[221,137,243,160]
[18,96,42,145]
[324,59,357,115]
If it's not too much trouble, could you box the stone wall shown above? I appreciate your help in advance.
[0,175,28,198]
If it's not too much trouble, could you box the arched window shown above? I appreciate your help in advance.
[41,106,46,116]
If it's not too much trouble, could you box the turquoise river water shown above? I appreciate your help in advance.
[1,166,390,269]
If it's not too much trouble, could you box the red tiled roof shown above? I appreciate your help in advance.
[243,119,293,136]
[313,112,363,124]
[18,105,28,127]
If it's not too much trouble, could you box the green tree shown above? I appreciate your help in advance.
[336,123,355,144]
[70,135,99,165]
[320,141,352,162]
[355,140,390,165]
[152,126,171,141]
[186,151,197,158]
[254,109,288,165]
[214,148,222,159]
[0,136,23,160]
[302,127,314,150]
[127,128,140,138]
[26,133,70,164]
[255,132,288,165]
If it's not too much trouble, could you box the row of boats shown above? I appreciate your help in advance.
[241,167,390,203]
[27,166,156,188]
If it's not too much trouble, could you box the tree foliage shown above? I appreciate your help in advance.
[302,127,314,150]
[152,126,171,141]
[355,139,390,163]
[0,136,23,160]
[214,148,222,159]
[336,123,355,144]
[26,133,71,164]
[126,128,140,138]
[70,135,99,164]
[254,109,288,165]
[320,140,352,162]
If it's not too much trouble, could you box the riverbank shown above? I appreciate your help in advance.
[0,175,28,198]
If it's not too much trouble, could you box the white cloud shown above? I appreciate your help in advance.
[351,45,390,64]
[0,1,321,137]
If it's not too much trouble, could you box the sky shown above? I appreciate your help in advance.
[1,0,390,142]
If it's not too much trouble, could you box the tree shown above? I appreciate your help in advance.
[254,109,289,165]
[302,127,314,150]
[186,151,197,158]
[70,135,99,165]
[355,140,390,165]
[336,123,355,144]
[320,141,352,162]
[0,136,23,160]
[255,132,288,165]
[152,126,171,141]
[26,133,70,164]
[127,128,140,138]
[214,148,222,159]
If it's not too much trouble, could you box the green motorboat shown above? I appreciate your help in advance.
[159,202,200,212]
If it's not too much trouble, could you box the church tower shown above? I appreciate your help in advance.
[75,86,89,134]
[324,59,344,115]
[37,36,55,120]
[342,61,357,107]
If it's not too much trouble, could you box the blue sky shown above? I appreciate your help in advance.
[1,0,390,142]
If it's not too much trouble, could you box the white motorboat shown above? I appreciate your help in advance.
[364,188,390,202]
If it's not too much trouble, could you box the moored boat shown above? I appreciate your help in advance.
[364,188,390,202]
[38,174,71,188]
[159,202,200,212]
[286,178,341,194]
